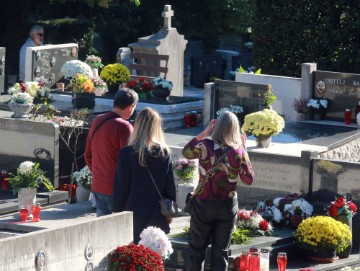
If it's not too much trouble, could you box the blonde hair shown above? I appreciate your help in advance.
[211,111,242,147]
[129,107,170,166]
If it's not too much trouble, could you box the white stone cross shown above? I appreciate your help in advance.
[162,5,174,29]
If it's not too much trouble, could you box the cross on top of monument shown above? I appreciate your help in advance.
[162,5,174,29]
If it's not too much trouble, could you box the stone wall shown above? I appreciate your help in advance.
[319,137,360,162]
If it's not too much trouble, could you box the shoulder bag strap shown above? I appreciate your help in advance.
[145,162,163,201]
[91,113,118,139]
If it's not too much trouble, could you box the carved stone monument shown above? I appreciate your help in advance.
[0,47,5,94]
[24,43,78,88]
[129,5,188,97]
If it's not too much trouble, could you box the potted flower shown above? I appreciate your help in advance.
[8,80,53,105]
[100,63,130,94]
[292,98,309,121]
[307,98,328,120]
[327,195,357,258]
[60,60,93,81]
[295,216,351,262]
[261,87,277,109]
[72,165,92,203]
[151,77,173,99]
[7,161,54,218]
[69,74,95,109]
[138,226,173,259]
[92,76,108,96]
[84,54,104,77]
[8,92,34,118]
[126,77,154,100]
[216,105,245,123]
[108,244,165,271]
[242,109,285,148]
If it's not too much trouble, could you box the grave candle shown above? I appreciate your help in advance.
[240,251,249,271]
[345,109,352,125]
[259,248,269,271]
[277,252,287,271]
[184,112,191,128]
[190,111,198,127]
[248,252,260,271]
[31,203,42,222]
[19,207,28,222]
[1,170,9,191]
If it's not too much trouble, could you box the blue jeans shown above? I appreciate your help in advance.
[92,192,113,217]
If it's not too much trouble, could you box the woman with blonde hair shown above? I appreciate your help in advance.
[112,107,176,243]
[182,111,254,271]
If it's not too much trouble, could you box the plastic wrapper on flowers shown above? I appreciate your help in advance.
[139,226,173,259]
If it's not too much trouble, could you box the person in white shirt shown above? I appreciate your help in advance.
[19,25,44,82]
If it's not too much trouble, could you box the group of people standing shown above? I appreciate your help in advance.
[84,87,254,271]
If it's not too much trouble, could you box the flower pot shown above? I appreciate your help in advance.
[152,86,171,100]
[8,102,33,118]
[72,93,95,109]
[18,188,37,219]
[255,136,271,148]
[92,68,99,77]
[306,248,338,263]
[76,184,90,203]
[313,113,323,120]
[176,183,195,211]
[107,83,120,94]
[335,215,352,259]
[296,112,306,121]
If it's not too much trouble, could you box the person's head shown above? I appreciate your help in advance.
[113,88,139,119]
[29,25,44,46]
[130,107,170,166]
[212,111,242,147]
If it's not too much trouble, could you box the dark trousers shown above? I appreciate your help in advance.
[188,197,238,271]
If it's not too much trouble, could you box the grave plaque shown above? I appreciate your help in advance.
[191,55,223,88]
[313,70,360,120]
[214,79,269,118]
[25,43,78,88]
[0,118,59,188]
[0,47,5,94]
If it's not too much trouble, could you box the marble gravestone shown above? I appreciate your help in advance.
[213,79,270,118]
[129,5,188,97]
[24,43,78,88]
[313,70,360,121]
[0,118,59,188]
[0,47,5,94]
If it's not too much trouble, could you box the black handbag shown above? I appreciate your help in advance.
[183,192,193,214]
[145,163,177,218]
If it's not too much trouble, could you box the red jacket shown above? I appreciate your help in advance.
[85,112,133,195]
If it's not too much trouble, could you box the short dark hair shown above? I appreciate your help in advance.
[113,88,139,109]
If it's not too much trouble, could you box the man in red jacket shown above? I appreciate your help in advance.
[85,88,138,216]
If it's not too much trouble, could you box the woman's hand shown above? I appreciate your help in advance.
[196,119,217,141]
[167,217,173,224]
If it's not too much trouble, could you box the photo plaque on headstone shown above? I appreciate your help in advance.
[25,43,78,88]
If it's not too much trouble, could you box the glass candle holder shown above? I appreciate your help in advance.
[240,251,250,271]
[1,170,9,191]
[260,248,270,271]
[19,207,28,222]
[345,109,352,125]
[277,252,287,271]
[249,252,260,271]
[184,112,191,128]
[190,111,198,127]
[31,203,42,222]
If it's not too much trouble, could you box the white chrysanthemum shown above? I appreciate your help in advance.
[270,206,283,223]
[60,60,92,79]
[216,107,231,118]
[139,226,173,259]
[19,161,35,174]
[273,197,283,207]
[257,201,265,210]
[284,204,294,215]
[250,213,263,229]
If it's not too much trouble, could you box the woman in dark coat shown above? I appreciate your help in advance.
[112,107,176,244]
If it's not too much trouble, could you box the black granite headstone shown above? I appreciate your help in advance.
[313,71,360,121]
[191,55,223,88]
[214,79,269,118]
[0,47,5,94]
[28,44,78,88]
[0,118,59,188]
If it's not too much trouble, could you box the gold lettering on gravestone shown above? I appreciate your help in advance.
[324,78,346,85]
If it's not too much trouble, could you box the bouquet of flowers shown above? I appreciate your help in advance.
[292,98,309,113]
[139,226,173,259]
[307,98,328,114]
[295,216,351,254]
[216,105,244,118]
[100,63,130,86]
[7,161,54,194]
[327,195,357,220]
[255,193,313,228]
[172,158,197,182]
[60,60,93,80]
[10,92,33,105]
[72,165,92,191]
[236,209,273,236]
[8,81,53,105]
[152,77,173,91]
[262,87,277,107]
[126,77,154,99]
[92,76,108,96]
[84,55,104,69]
[108,244,165,271]
[69,74,95,94]
[242,109,285,137]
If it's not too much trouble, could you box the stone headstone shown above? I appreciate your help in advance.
[191,55,223,88]
[0,118,59,188]
[129,5,188,97]
[25,43,78,88]
[184,41,204,86]
[215,49,239,80]
[0,47,5,94]
[313,70,360,120]
[116,47,132,69]
[213,79,270,118]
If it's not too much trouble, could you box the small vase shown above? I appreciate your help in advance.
[255,136,272,148]
[152,86,171,100]
[76,184,90,203]
[92,68,99,77]
[176,183,195,211]
[72,93,95,109]
[8,102,33,118]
